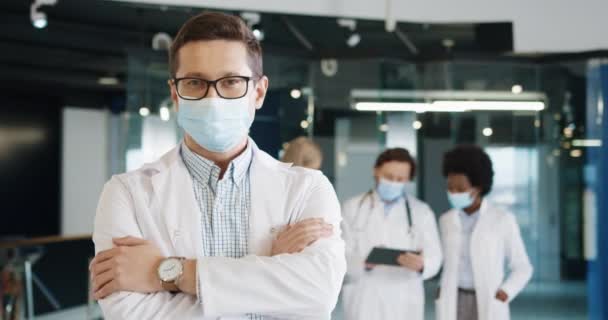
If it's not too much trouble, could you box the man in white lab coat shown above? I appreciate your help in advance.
[341,148,442,320]
[88,12,345,319]
[436,145,533,320]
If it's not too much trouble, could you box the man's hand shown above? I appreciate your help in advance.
[397,252,424,272]
[90,236,164,300]
[495,289,509,302]
[271,218,333,255]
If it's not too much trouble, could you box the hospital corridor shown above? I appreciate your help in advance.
[1,0,607,319]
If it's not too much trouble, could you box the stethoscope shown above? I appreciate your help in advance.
[355,188,414,236]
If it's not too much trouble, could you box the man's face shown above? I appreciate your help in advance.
[374,161,411,184]
[170,40,269,115]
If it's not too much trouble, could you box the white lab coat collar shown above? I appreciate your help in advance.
[146,137,292,255]
[147,137,290,198]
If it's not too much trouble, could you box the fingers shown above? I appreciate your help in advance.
[285,224,333,251]
[273,218,334,254]
[495,290,509,302]
[92,270,115,293]
[294,225,332,245]
[287,218,325,235]
[398,254,416,265]
[94,279,118,300]
[284,220,332,242]
[398,253,424,271]
[90,258,115,277]
[92,247,121,266]
[113,236,147,246]
[404,253,424,264]
[276,219,313,240]
[294,223,332,241]
[397,254,409,265]
[276,225,292,240]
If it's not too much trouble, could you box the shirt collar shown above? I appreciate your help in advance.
[459,209,480,220]
[180,140,253,186]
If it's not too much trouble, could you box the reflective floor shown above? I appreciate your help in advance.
[331,280,588,320]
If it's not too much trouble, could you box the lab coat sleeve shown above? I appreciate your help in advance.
[340,199,363,279]
[196,173,346,319]
[93,176,203,320]
[499,213,533,301]
[421,205,443,280]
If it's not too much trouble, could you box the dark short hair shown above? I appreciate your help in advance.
[442,145,494,196]
[374,148,417,179]
[169,12,263,78]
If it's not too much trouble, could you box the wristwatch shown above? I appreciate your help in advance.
[157,257,185,292]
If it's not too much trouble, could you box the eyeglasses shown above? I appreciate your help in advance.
[172,76,255,100]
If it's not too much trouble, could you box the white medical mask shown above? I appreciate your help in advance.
[177,96,253,153]
[376,178,406,202]
[447,191,475,210]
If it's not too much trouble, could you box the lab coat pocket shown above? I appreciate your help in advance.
[341,282,357,319]
[491,297,510,320]
[434,296,443,320]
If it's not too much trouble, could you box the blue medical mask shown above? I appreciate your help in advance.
[376,178,406,202]
[177,96,254,153]
[447,191,475,210]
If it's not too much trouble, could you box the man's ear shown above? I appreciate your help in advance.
[168,79,179,111]
[254,76,269,110]
[373,168,380,183]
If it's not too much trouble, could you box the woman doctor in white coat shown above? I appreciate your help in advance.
[436,145,533,320]
[341,148,442,320]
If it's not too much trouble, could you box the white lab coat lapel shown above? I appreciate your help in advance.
[471,200,510,320]
[149,147,203,258]
[471,201,490,318]
[247,142,292,255]
[356,191,392,249]
[437,201,510,320]
[436,209,462,320]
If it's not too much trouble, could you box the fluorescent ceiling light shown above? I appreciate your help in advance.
[572,139,602,147]
[98,76,120,86]
[570,149,583,158]
[511,84,523,94]
[290,89,302,99]
[354,100,544,112]
[431,100,545,111]
[354,102,465,113]
[139,107,150,117]
[482,127,494,137]
[346,33,361,47]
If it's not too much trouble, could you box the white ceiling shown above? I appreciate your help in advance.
[109,0,608,53]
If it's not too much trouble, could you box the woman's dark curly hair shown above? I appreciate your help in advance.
[442,145,494,196]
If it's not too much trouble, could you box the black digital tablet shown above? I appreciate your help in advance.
[365,247,421,266]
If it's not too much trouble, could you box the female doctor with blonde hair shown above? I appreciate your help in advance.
[281,136,323,170]
[341,148,442,320]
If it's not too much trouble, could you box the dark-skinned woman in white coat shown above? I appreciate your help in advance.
[436,145,533,320]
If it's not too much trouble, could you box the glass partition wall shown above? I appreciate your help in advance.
[316,60,588,319]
